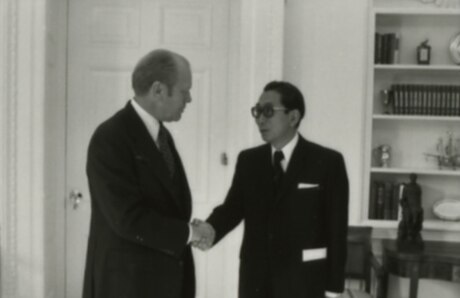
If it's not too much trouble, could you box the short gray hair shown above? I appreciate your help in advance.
[131,49,181,96]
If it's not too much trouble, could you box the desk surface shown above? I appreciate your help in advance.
[383,240,460,264]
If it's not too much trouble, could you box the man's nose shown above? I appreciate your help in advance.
[256,115,266,125]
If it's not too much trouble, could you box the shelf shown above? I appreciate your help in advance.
[364,220,398,229]
[373,115,460,121]
[424,220,460,231]
[364,219,460,231]
[374,8,460,16]
[373,0,460,15]
[371,167,460,176]
[375,64,460,71]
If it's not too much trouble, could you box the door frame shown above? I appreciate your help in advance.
[0,0,284,297]
[0,0,50,297]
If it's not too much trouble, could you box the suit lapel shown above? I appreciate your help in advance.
[121,102,185,211]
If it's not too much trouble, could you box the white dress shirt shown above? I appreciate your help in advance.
[271,133,299,171]
[131,99,161,146]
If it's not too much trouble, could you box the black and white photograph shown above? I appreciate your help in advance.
[1,0,460,298]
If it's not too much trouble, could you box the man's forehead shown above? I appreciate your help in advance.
[177,66,192,87]
[258,90,281,104]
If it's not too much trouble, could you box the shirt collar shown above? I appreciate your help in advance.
[130,98,161,144]
[271,133,299,168]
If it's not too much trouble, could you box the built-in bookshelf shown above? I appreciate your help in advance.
[364,0,460,231]
[375,64,460,71]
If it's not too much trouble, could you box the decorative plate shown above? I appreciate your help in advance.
[449,33,460,65]
[432,198,460,221]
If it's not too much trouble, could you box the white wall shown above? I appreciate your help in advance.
[283,1,460,298]
[284,0,368,225]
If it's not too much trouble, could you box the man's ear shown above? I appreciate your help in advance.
[150,81,164,97]
[289,110,301,127]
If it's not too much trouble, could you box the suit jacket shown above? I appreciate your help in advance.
[207,136,349,298]
[83,102,195,298]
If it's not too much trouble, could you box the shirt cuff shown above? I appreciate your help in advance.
[325,291,342,298]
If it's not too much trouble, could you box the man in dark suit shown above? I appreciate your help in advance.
[83,49,212,298]
[196,81,349,298]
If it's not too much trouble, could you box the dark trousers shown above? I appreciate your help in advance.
[239,259,274,298]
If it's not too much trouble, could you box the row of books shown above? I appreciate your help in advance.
[375,32,400,64]
[383,84,460,116]
[368,180,402,220]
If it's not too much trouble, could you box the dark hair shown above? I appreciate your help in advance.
[263,81,305,126]
[132,49,180,96]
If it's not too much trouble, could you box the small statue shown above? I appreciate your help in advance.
[425,131,460,170]
[397,173,424,251]
[373,144,391,168]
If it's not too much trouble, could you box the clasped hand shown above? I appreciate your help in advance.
[190,219,215,251]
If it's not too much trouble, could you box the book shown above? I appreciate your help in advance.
[368,181,377,219]
[448,85,455,116]
[409,85,415,115]
[383,181,394,220]
[381,34,388,64]
[392,183,402,220]
[427,85,434,115]
[421,85,428,115]
[387,33,396,64]
[376,182,385,219]
[375,33,382,64]
[402,84,409,115]
[392,33,400,64]
[453,85,458,116]
[434,86,441,116]
[415,85,422,115]
[393,85,400,114]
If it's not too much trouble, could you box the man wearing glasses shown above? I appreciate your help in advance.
[194,81,349,298]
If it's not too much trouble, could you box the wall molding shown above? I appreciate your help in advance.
[1,0,19,296]
[0,0,47,297]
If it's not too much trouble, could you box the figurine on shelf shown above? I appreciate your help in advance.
[373,144,392,168]
[425,131,460,170]
[417,39,431,65]
[397,173,424,251]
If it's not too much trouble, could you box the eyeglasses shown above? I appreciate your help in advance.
[251,104,288,118]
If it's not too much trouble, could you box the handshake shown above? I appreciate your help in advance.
[190,219,215,251]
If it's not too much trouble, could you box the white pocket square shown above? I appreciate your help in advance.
[298,183,319,189]
[302,248,327,262]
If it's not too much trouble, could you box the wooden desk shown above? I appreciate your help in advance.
[382,240,460,298]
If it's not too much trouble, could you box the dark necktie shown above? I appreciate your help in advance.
[273,150,284,194]
[158,124,175,177]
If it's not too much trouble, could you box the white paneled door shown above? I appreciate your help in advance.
[66,0,235,297]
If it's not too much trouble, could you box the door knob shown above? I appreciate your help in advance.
[69,190,83,210]
[220,152,228,166]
